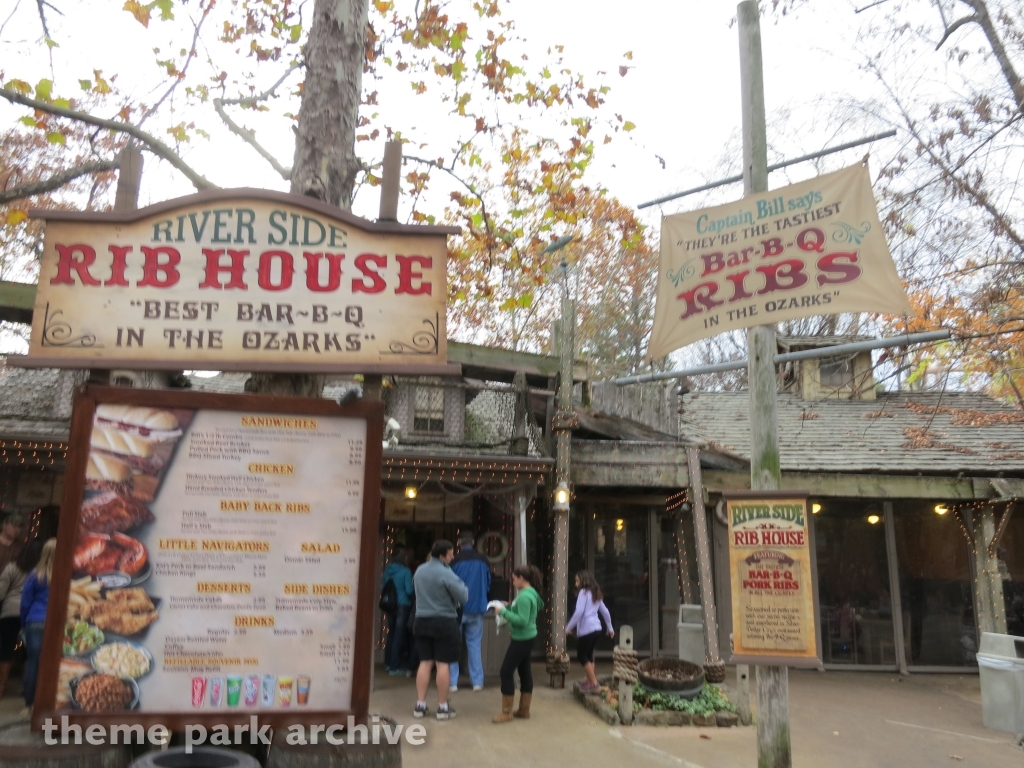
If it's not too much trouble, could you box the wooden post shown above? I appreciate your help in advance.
[974,506,1008,635]
[687,448,719,662]
[739,2,791,765]
[549,278,574,678]
[378,140,402,222]
[617,625,635,726]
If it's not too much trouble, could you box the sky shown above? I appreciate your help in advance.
[0,0,943,355]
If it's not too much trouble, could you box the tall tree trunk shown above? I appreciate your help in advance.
[247,0,369,398]
[291,0,369,208]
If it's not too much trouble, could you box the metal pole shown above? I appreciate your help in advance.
[614,330,952,386]
[637,129,896,209]
[739,3,790,766]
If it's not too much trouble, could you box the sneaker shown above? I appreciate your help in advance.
[436,704,456,720]
[449,685,458,693]
[472,685,483,692]
[402,669,413,678]
[389,669,404,676]
[413,703,429,718]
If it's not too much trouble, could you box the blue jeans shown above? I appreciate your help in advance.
[23,622,45,708]
[385,604,411,670]
[450,613,484,688]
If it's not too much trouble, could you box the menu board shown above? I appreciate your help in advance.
[37,388,382,728]
[725,492,821,668]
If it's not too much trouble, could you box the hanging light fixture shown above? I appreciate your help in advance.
[934,504,949,516]
[811,503,822,515]
[553,481,570,511]
[867,514,880,525]
[405,486,418,500]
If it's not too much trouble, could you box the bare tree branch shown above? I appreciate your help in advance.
[213,99,292,180]
[0,89,216,190]
[139,5,212,128]
[212,62,302,181]
[0,159,118,205]
[961,0,1024,110]
[935,14,978,49]
[219,62,303,108]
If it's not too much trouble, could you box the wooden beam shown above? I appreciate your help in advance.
[704,470,980,499]
[571,440,690,487]
[574,407,677,442]
[448,340,588,383]
[0,280,36,324]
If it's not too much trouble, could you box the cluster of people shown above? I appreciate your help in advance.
[0,512,56,715]
[379,532,612,723]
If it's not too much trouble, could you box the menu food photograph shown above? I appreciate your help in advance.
[53,397,371,718]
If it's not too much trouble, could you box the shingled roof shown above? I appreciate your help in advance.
[680,390,1024,475]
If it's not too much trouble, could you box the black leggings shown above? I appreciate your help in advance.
[576,630,601,666]
[500,637,535,695]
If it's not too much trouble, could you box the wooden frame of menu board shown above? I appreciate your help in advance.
[33,385,383,731]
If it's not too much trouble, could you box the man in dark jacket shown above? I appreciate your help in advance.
[449,533,492,691]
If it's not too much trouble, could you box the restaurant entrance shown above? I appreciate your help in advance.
[569,498,689,657]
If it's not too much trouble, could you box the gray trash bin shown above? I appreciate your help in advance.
[132,747,260,768]
[677,604,704,665]
[978,631,1024,737]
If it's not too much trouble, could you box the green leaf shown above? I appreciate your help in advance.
[35,79,53,101]
[516,293,533,309]
[623,121,636,132]
[152,0,174,20]
[904,359,929,387]
[44,37,58,49]
[78,79,92,91]
[289,24,302,43]
[18,116,36,127]
[46,131,66,145]
[53,98,71,109]
[5,79,33,95]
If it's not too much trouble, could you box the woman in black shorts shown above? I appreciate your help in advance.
[565,571,613,692]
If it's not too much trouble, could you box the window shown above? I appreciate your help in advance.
[819,356,854,388]
[413,387,445,433]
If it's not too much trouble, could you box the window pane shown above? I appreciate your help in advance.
[814,499,895,666]
[893,500,977,667]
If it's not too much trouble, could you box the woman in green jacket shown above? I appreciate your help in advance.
[492,564,544,723]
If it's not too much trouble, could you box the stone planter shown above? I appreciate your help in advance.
[573,678,738,728]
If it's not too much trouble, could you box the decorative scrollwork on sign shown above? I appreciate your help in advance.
[831,221,871,245]
[40,303,100,348]
[666,258,700,288]
[384,313,439,355]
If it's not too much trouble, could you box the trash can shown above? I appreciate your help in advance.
[677,604,705,665]
[131,747,260,768]
[978,631,1024,736]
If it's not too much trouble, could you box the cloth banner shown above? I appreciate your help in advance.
[647,163,910,359]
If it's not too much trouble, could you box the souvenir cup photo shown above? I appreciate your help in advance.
[278,676,294,707]
[296,675,310,705]
[226,675,242,707]
[209,677,224,707]
[191,677,207,708]
[260,674,276,707]
[244,674,260,707]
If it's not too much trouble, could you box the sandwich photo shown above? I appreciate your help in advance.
[85,453,133,494]
[94,405,181,441]
[90,427,163,473]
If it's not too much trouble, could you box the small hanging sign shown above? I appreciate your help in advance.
[725,491,821,668]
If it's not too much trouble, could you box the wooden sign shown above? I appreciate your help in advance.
[34,386,383,731]
[22,189,459,374]
[725,491,820,668]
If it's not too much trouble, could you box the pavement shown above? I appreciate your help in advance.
[2,664,1022,767]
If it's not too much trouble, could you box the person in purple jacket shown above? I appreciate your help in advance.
[20,538,55,711]
[565,570,613,692]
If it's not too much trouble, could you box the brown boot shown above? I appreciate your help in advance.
[492,694,514,723]
[0,663,9,698]
[513,692,532,719]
